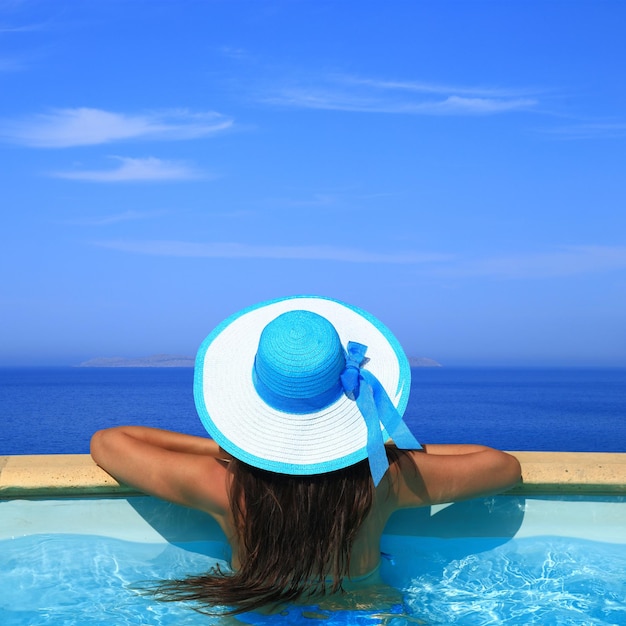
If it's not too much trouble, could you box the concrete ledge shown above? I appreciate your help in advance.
[1,452,625,498]
[509,451,626,495]
[0,454,141,498]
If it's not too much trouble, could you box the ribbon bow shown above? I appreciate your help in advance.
[340,342,421,486]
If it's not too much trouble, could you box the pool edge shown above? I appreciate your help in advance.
[1,452,626,498]
[508,451,626,495]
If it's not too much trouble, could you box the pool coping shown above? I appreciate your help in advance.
[1,452,626,498]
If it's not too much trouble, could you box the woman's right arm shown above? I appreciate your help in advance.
[91,426,230,458]
[90,427,231,514]
[392,444,522,508]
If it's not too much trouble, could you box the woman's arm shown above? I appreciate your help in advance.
[392,444,522,508]
[90,427,231,515]
[92,426,229,457]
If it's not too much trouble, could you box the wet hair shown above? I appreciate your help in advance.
[149,446,412,615]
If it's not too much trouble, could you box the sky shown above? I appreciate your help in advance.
[1,0,625,367]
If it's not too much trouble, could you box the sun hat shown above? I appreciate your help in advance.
[194,295,421,485]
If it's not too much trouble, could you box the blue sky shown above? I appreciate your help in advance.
[1,0,625,367]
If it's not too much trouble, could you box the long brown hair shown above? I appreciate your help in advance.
[149,446,410,615]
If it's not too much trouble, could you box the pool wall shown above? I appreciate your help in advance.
[1,452,625,498]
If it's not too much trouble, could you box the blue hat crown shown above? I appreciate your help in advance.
[253,310,346,412]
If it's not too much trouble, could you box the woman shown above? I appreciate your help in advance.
[91,295,521,615]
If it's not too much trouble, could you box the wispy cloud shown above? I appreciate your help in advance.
[65,209,168,226]
[0,107,233,147]
[218,45,251,61]
[0,21,48,72]
[267,190,395,211]
[0,22,46,33]
[93,239,452,264]
[51,157,206,182]
[263,74,538,115]
[342,76,538,99]
[0,56,24,71]
[543,121,626,140]
[432,245,626,279]
[270,193,339,208]
[93,240,626,277]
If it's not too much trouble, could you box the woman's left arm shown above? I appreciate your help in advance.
[392,445,522,508]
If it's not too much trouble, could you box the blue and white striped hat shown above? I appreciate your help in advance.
[194,295,420,485]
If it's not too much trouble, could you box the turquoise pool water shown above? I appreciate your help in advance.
[1,496,625,625]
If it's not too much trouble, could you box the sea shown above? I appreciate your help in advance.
[0,367,624,456]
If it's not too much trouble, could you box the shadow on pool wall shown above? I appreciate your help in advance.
[128,496,232,559]
[126,493,527,561]
[124,492,528,597]
[127,494,528,604]
[387,496,526,539]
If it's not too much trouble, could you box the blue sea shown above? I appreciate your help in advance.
[0,367,624,455]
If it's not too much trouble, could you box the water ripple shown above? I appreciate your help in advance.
[403,537,626,625]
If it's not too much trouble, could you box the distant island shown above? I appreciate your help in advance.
[78,353,441,368]
[77,354,195,368]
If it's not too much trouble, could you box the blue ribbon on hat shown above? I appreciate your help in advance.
[341,341,421,486]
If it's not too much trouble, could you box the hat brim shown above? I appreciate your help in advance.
[194,295,411,475]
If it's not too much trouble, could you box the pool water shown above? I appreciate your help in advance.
[386,535,626,625]
[1,496,625,625]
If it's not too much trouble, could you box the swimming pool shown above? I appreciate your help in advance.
[1,454,626,625]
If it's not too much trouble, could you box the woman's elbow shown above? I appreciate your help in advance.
[90,429,105,463]
[90,428,118,466]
